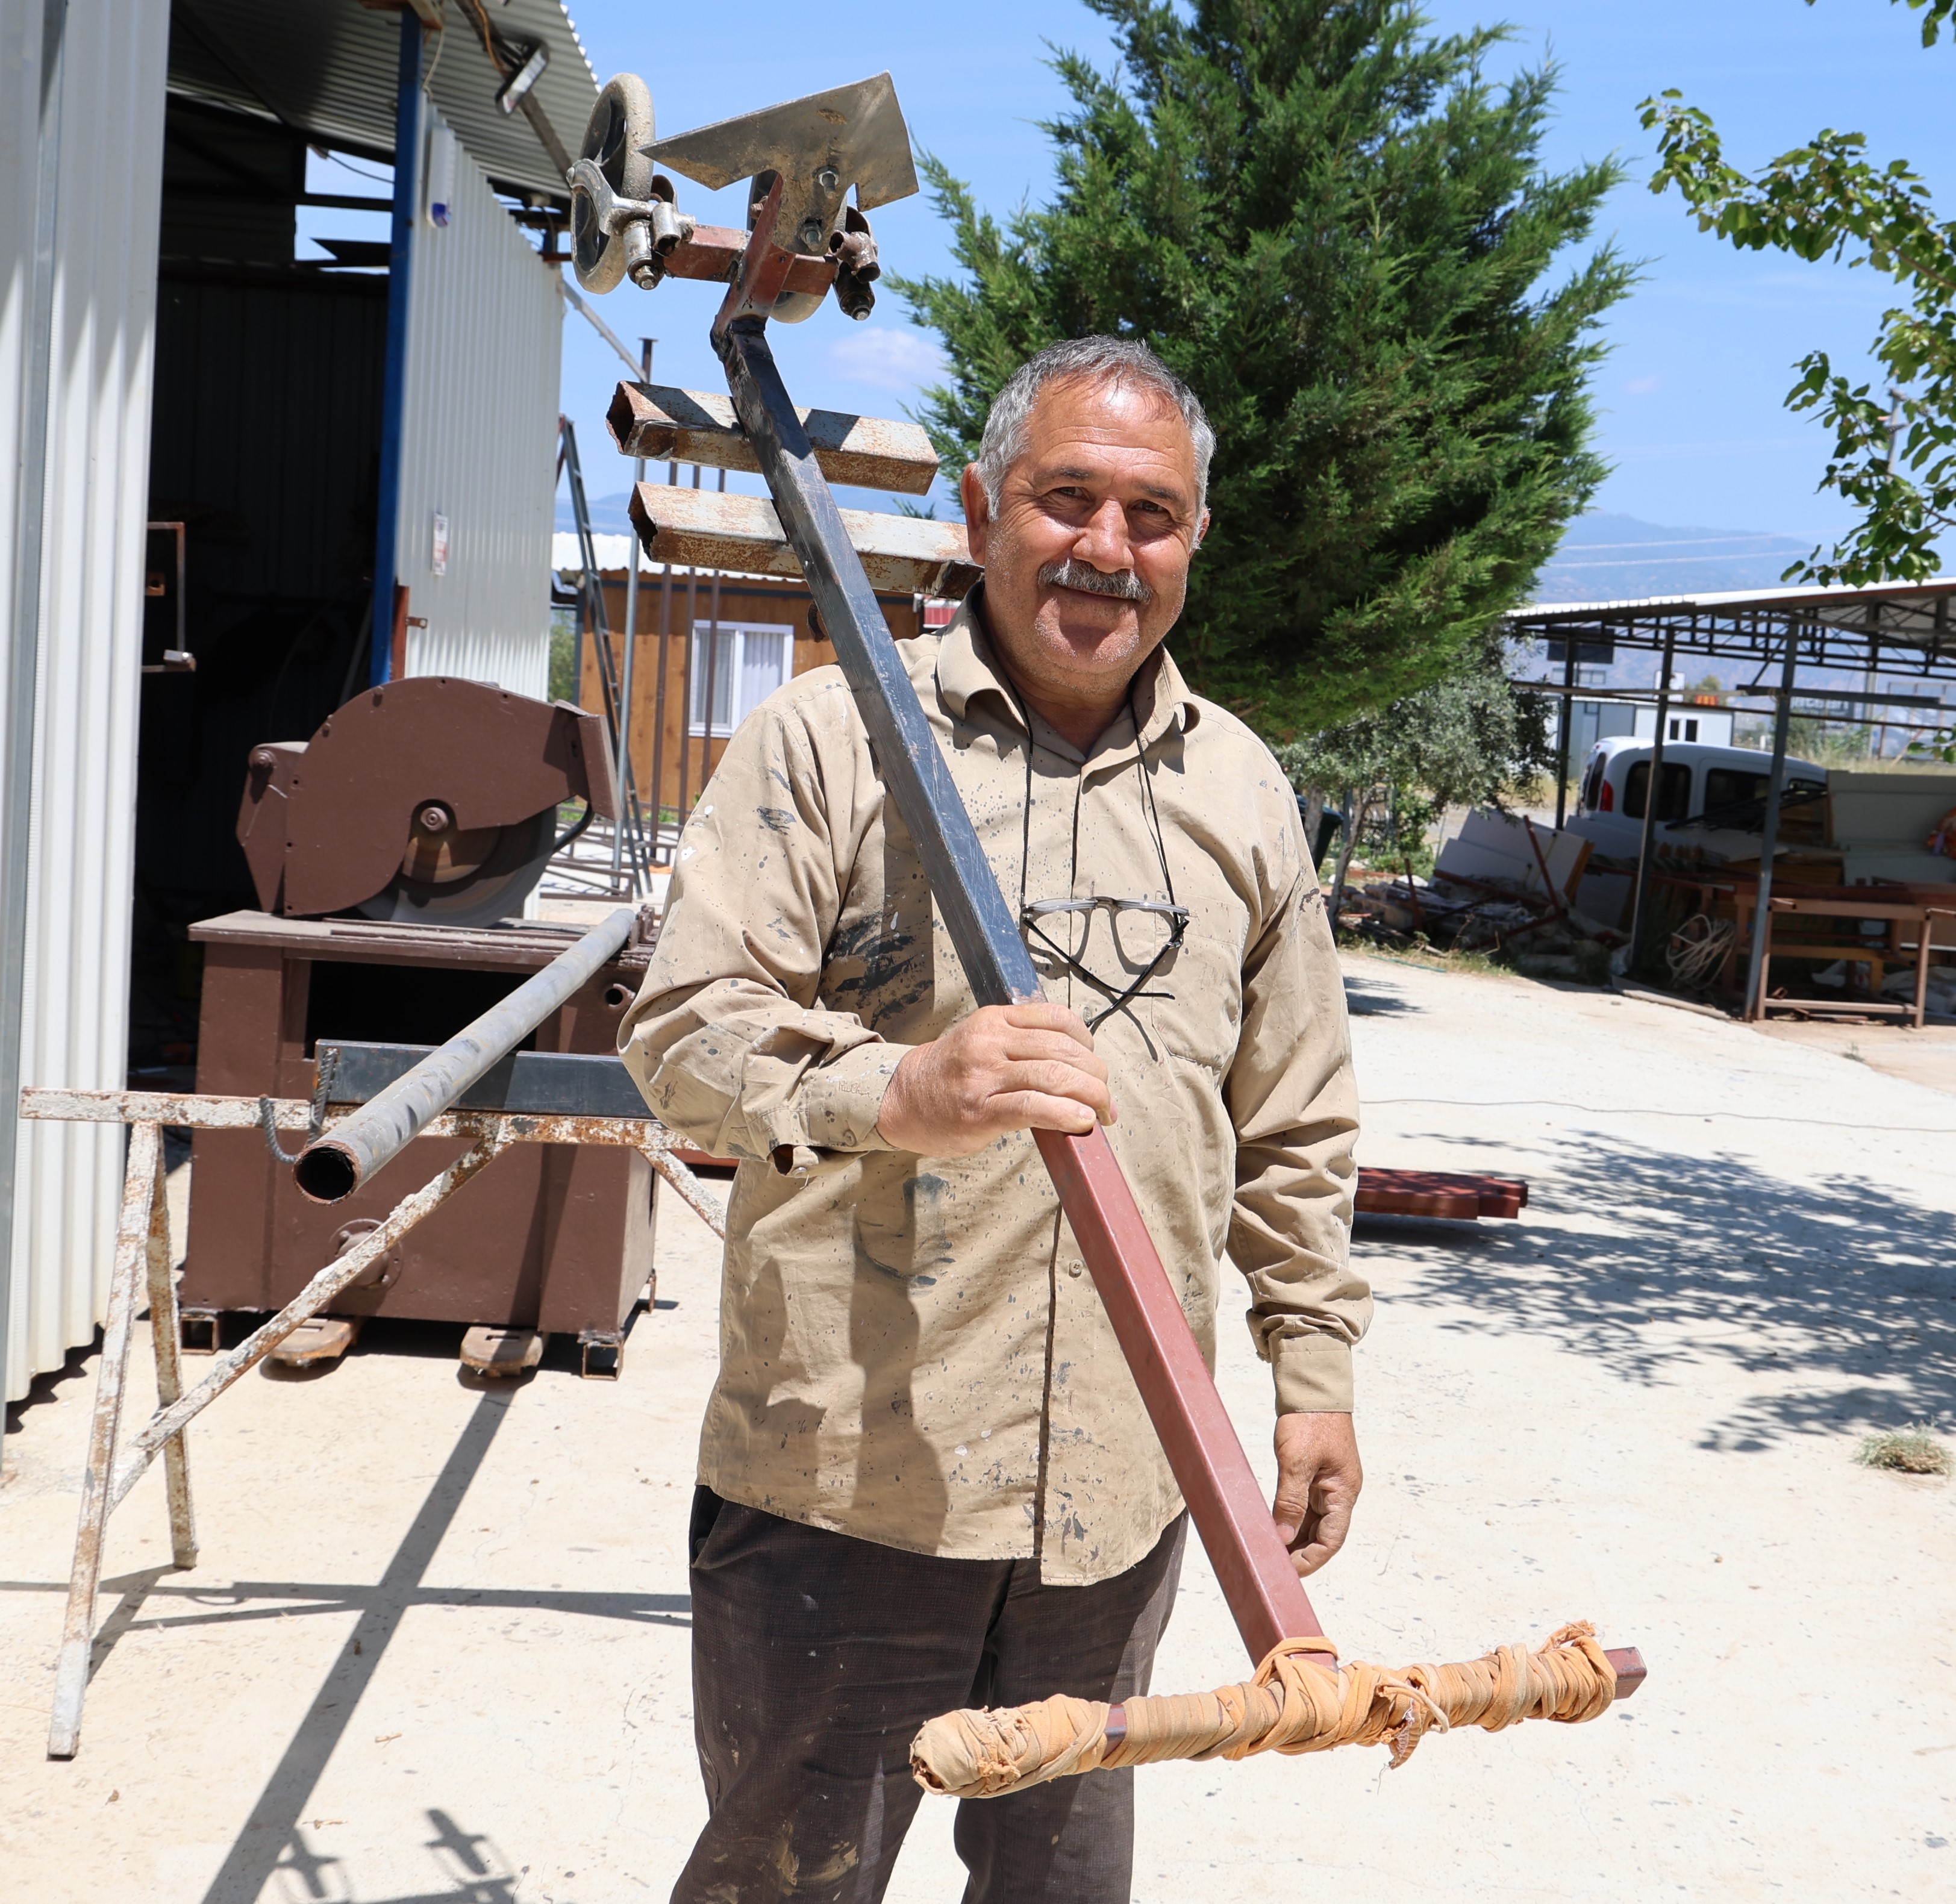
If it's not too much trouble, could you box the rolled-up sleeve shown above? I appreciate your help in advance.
[618,693,907,1175]
[1226,872,1369,1414]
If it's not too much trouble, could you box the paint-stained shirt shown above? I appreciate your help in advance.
[619,595,1366,1585]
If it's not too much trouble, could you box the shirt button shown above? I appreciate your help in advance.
[1067,1262,1083,1278]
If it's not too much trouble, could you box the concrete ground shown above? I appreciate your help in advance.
[3,955,1953,1902]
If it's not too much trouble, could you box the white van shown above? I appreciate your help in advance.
[1568,735,1828,865]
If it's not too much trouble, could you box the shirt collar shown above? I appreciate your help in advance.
[934,584,1201,759]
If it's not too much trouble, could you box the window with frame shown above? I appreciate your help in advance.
[688,622,792,737]
[1623,760,1692,822]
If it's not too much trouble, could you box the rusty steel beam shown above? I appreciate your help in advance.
[607,380,937,495]
[142,1123,196,1572]
[23,1080,731,1758]
[628,481,979,599]
[109,1132,513,1512]
[18,1087,726,1238]
[46,1124,161,1756]
[660,220,836,297]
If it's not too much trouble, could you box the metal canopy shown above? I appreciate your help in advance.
[167,0,597,200]
[1508,576,1956,678]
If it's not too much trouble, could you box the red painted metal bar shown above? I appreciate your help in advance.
[1036,1126,1323,1654]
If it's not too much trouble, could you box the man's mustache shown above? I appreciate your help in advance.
[1037,558,1153,604]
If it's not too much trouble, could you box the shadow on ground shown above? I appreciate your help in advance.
[267,1806,543,1903]
[1342,969,1426,1017]
[1364,1130,1955,1451]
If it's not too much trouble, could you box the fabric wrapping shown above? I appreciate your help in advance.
[911,1622,1619,1799]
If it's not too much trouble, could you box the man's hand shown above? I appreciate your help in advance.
[876,1003,1114,1159]
[1272,1411,1362,1579]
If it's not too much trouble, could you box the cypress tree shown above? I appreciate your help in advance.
[895,0,1635,732]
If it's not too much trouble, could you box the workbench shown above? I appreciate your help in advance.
[1658,873,1956,1025]
[180,910,659,1357]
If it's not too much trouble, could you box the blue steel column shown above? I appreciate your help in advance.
[370,13,425,685]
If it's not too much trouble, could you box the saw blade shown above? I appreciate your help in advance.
[355,810,558,931]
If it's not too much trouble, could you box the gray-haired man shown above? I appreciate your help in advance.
[623,337,1368,1903]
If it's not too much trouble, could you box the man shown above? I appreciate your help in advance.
[621,336,1368,1903]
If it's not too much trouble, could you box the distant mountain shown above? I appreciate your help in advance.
[1531,513,1814,604]
[1517,513,1914,704]
[556,490,635,537]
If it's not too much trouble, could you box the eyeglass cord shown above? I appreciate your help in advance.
[1006,670,1184,1034]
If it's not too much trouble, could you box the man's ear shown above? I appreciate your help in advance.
[960,464,991,563]
[1192,508,1211,553]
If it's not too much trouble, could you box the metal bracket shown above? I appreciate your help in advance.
[573,73,916,327]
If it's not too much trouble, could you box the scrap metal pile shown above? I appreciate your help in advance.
[1336,805,1628,979]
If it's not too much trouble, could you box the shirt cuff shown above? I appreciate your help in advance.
[1269,1332,1354,1414]
[769,1039,910,1173]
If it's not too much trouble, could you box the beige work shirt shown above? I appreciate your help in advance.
[620,595,1366,1585]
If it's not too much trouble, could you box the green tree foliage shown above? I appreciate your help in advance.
[892,0,1634,733]
[1640,1,1956,585]
[1274,628,1554,813]
[1274,626,1554,871]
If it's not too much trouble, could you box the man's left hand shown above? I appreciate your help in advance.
[1271,1412,1362,1578]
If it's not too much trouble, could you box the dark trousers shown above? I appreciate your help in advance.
[673,1490,1187,1904]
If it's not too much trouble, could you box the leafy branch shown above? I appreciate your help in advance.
[1638,2,1956,584]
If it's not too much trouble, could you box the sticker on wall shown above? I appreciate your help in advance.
[426,121,456,228]
[431,512,449,578]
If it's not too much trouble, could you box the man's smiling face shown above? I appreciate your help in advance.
[960,375,1209,724]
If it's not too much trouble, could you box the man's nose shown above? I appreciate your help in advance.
[1070,497,1134,573]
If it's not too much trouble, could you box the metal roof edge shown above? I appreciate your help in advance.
[1508,576,1956,620]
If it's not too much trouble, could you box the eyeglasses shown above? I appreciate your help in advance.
[1020,896,1190,1031]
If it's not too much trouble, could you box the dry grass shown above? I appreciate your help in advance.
[1857,1424,1952,1476]
[1339,934,1504,977]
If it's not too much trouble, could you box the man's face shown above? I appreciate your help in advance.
[960,376,1210,713]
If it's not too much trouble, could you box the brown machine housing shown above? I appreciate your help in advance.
[179,912,657,1356]
[236,676,615,919]
[183,678,648,1362]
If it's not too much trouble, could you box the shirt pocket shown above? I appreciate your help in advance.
[1140,899,1248,1075]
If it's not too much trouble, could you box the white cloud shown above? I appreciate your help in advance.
[827,327,946,393]
[1624,375,1661,395]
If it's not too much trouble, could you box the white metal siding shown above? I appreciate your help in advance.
[3,0,169,1403]
[396,109,561,698]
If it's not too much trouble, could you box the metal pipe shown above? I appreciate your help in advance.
[563,417,651,883]
[675,484,699,828]
[1744,632,1802,1019]
[370,11,424,686]
[1625,623,1678,976]
[292,908,633,1201]
[1553,632,1576,829]
[614,337,654,886]
[0,0,66,1412]
[701,468,725,780]
[646,458,676,860]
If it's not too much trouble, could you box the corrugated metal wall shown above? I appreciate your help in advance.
[3,0,170,1405]
[395,107,560,698]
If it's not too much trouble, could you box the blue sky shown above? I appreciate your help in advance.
[519,1,1956,543]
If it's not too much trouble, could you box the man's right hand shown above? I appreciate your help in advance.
[875,1003,1114,1159]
